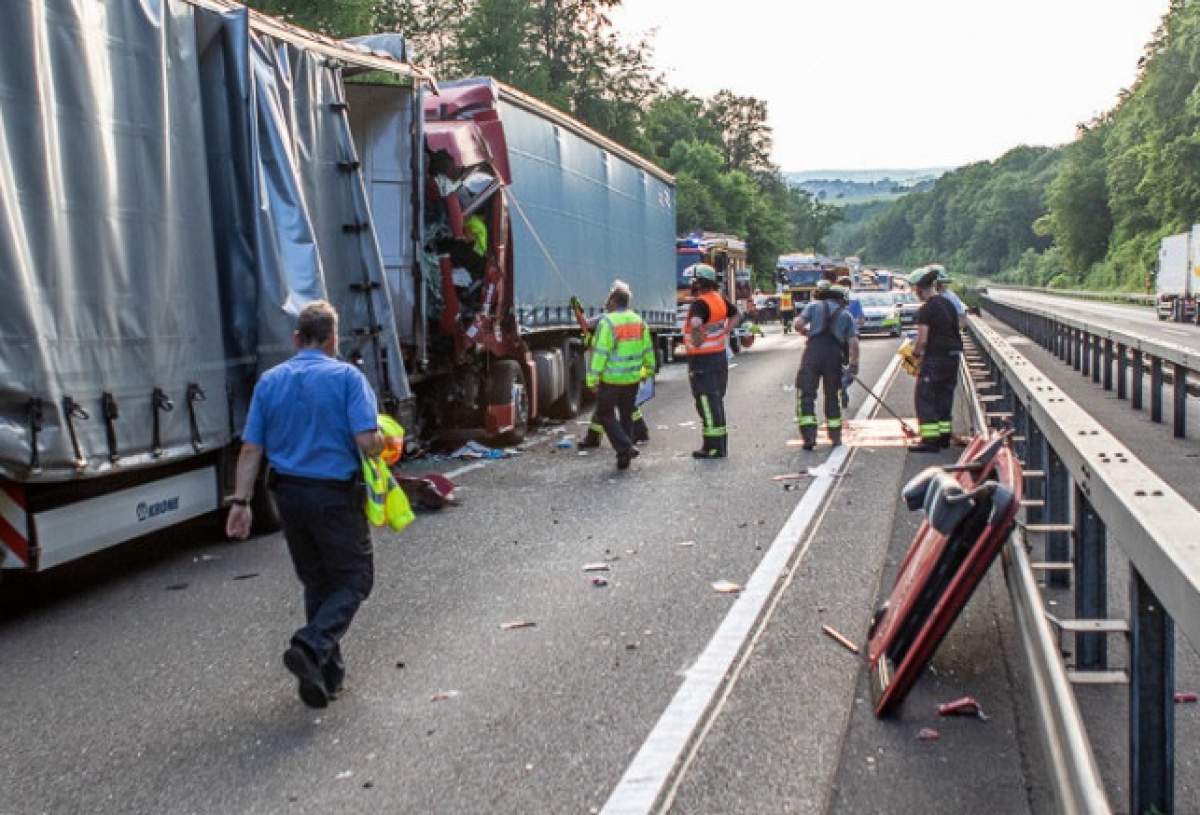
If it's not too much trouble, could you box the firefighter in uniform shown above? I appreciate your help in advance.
[909,266,963,451]
[585,281,656,469]
[579,299,651,450]
[685,264,736,458]
[795,284,860,449]
[779,289,795,334]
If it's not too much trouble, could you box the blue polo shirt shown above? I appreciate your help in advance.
[243,349,378,480]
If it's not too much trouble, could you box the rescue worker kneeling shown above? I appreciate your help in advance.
[795,284,860,450]
[585,281,656,470]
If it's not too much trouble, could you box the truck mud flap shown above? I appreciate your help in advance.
[866,434,1023,716]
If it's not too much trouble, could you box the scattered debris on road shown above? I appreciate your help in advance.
[165,583,188,591]
[450,441,513,460]
[193,554,219,562]
[362,781,374,789]
[656,425,670,430]
[772,473,806,482]
[556,437,574,449]
[676,540,696,547]
[577,451,589,457]
[583,563,610,572]
[500,620,537,630]
[937,696,990,721]
[822,624,860,654]
[430,690,459,702]
[711,580,742,594]
[395,661,406,669]
[336,770,353,779]
[625,642,639,651]
[592,576,609,587]
[917,727,940,741]
[232,572,259,581]
[1176,691,1198,704]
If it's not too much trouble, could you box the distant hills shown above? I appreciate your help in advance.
[785,167,952,205]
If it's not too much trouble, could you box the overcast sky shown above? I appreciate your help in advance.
[611,0,1171,172]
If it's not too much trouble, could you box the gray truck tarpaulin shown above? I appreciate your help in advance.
[0,0,409,481]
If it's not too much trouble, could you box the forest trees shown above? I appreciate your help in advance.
[244,0,841,285]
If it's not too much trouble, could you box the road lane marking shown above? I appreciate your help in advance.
[599,353,903,815]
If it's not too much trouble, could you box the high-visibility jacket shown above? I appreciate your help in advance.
[587,309,655,387]
[684,292,730,355]
[780,292,793,311]
[362,415,415,532]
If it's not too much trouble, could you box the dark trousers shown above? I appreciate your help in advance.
[916,353,959,444]
[688,352,729,454]
[272,478,374,688]
[796,335,843,443]
[594,382,639,454]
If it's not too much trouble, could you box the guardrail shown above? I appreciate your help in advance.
[980,294,1197,439]
[964,314,1200,815]
[956,347,1110,814]
[985,284,1155,307]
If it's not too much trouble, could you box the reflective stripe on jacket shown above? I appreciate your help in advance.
[362,455,415,532]
[683,292,730,355]
[588,310,655,386]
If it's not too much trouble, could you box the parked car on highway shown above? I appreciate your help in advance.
[855,291,902,337]
[894,290,920,325]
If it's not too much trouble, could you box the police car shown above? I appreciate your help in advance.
[854,291,902,337]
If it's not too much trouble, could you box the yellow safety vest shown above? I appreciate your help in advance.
[362,414,414,532]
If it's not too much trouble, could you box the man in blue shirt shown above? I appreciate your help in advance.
[226,300,383,708]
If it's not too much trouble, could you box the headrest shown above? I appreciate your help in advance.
[902,468,974,536]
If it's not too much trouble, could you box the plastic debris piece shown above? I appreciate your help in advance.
[336,770,353,780]
[362,781,374,789]
[822,624,860,654]
[1175,692,1198,703]
[678,421,697,428]
[625,642,639,651]
[592,576,609,587]
[165,583,188,591]
[656,425,670,431]
[582,563,610,572]
[772,473,806,482]
[577,451,589,457]
[711,580,742,594]
[232,572,259,581]
[500,620,536,630]
[194,554,219,562]
[937,696,990,721]
[430,690,459,702]
[395,661,406,669]
[917,728,940,741]
[450,440,512,460]
[676,540,696,547]
[556,437,574,449]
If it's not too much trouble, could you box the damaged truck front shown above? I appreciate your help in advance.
[0,0,416,572]
[349,76,677,444]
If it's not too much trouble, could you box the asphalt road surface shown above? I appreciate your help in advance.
[0,328,1044,814]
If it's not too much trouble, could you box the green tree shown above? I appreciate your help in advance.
[706,90,773,173]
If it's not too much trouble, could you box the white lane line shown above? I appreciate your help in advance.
[1164,327,1192,337]
[444,461,488,479]
[599,353,903,815]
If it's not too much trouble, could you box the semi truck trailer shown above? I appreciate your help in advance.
[1155,226,1200,322]
[0,0,676,574]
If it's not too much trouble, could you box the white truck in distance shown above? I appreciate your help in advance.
[1156,226,1200,322]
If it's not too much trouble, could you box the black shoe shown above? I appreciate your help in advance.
[801,440,815,451]
[910,442,941,453]
[692,448,726,459]
[283,644,329,708]
[829,433,843,448]
[632,431,650,444]
[578,435,601,450]
[938,434,951,449]
[323,668,344,700]
[616,448,638,469]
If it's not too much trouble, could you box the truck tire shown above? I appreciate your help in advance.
[488,359,529,446]
[729,333,742,354]
[251,463,283,535]
[549,340,583,419]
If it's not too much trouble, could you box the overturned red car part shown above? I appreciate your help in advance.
[867,433,1023,717]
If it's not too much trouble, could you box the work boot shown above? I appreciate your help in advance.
[616,447,639,470]
[632,417,650,444]
[800,427,817,451]
[829,429,843,448]
[938,433,951,449]
[283,643,329,709]
[578,426,602,449]
[910,441,941,454]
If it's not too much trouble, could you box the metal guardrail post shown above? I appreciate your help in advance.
[1092,336,1102,385]
[1081,332,1091,378]
[1045,443,1072,589]
[1117,343,1128,401]
[1102,340,1113,391]
[1073,487,1107,670]
[1025,421,1046,527]
[1130,568,1174,815]
[1172,364,1186,439]
[1151,357,1163,423]
[1132,350,1145,411]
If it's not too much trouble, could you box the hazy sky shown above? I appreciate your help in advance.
[611,0,1171,172]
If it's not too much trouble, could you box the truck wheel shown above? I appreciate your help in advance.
[488,359,529,446]
[729,334,742,354]
[251,463,283,535]
[549,341,583,419]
